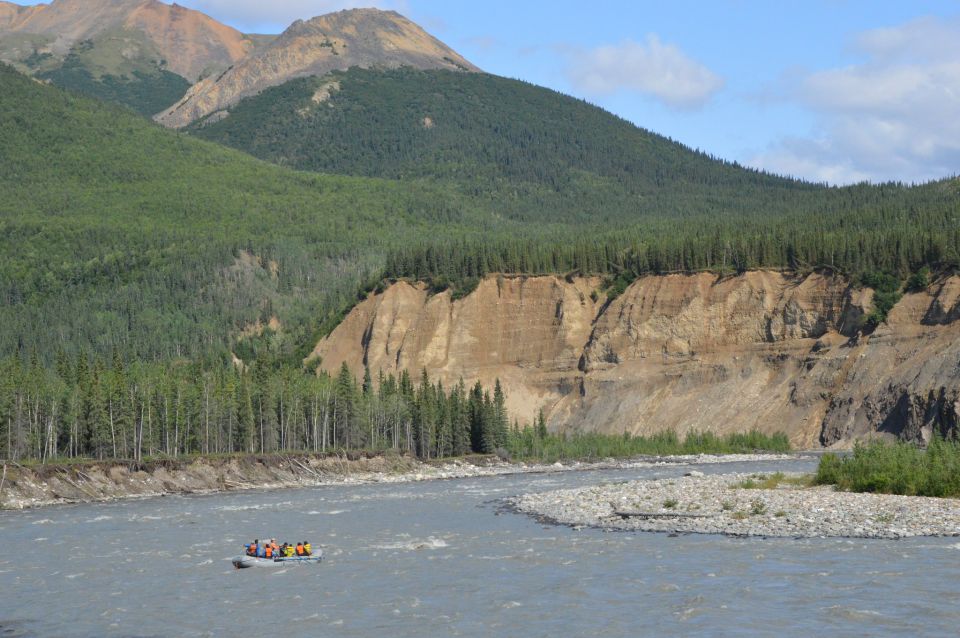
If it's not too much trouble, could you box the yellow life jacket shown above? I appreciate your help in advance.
[285,546,295,557]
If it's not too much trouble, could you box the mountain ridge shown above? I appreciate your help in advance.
[0,0,256,80]
[0,0,268,113]
[156,8,479,127]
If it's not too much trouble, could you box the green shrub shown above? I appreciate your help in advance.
[905,267,931,292]
[505,428,790,463]
[860,272,902,327]
[814,437,960,497]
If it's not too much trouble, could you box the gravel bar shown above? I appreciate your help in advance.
[511,472,960,539]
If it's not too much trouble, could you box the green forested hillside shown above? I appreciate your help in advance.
[191,68,816,224]
[38,60,191,117]
[0,63,514,363]
[11,31,193,116]
[188,67,957,227]
[191,67,960,285]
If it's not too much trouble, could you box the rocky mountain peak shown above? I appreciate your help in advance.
[156,7,478,127]
[0,0,255,81]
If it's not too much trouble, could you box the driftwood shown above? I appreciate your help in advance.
[57,471,100,499]
[0,464,6,507]
[611,510,714,520]
[290,457,324,481]
[222,479,254,489]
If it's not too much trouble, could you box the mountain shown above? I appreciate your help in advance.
[188,65,959,228]
[156,8,479,128]
[0,0,265,114]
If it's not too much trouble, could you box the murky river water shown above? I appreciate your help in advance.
[2,457,959,637]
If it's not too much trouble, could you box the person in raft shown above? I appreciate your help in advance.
[245,539,313,558]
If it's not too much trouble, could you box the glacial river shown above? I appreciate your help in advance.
[2,457,959,637]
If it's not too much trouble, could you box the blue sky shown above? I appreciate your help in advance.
[21,1,960,184]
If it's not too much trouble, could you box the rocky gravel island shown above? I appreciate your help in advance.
[512,472,960,539]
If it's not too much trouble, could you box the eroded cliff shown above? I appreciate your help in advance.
[309,272,960,447]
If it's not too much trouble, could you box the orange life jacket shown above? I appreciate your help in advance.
[265,546,273,558]
[295,544,304,556]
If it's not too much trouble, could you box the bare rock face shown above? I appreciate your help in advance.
[0,0,255,80]
[311,277,599,424]
[309,272,960,448]
[156,8,479,127]
[817,281,960,445]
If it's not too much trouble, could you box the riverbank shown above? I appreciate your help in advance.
[511,471,960,539]
[0,452,793,510]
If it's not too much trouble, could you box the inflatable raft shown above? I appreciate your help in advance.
[232,551,323,569]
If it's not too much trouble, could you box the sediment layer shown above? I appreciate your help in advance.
[310,272,960,447]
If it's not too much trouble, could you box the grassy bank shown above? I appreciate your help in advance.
[815,438,960,497]
[506,430,791,464]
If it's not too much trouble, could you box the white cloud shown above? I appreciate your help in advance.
[566,35,724,109]
[751,16,960,185]
[177,1,405,32]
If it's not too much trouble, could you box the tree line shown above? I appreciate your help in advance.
[0,352,518,463]
[382,208,960,301]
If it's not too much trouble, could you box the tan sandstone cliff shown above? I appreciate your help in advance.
[156,8,479,127]
[309,272,960,448]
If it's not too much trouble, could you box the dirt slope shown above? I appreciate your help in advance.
[156,8,479,127]
[309,272,960,448]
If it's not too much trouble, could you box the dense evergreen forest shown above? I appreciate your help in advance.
[193,66,960,294]
[1,62,959,462]
[0,353,513,463]
[0,63,518,364]
[190,67,959,227]
[39,64,190,118]
[21,33,193,117]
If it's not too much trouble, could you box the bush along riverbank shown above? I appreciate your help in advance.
[815,438,960,497]
[506,429,791,463]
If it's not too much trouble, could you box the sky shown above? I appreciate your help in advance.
[22,0,960,184]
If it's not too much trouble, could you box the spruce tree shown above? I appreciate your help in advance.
[536,408,548,440]
[492,379,509,449]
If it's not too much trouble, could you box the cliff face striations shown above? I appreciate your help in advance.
[309,272,960,448]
